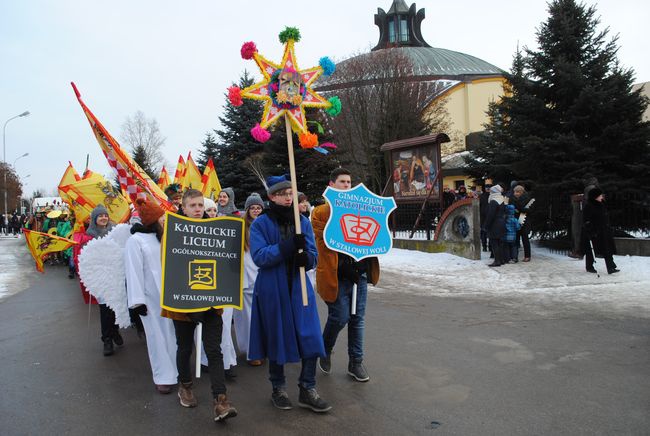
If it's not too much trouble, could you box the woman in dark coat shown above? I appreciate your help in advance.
[582,187,619,274]
[511,185,532,262]
[483,185,507,267]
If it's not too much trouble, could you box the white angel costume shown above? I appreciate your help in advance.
[124,231,178,385]
[232,249,259,358]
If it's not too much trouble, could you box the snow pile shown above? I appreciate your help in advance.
[377,244,650,318]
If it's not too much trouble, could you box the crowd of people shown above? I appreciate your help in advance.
[15,168,620,425]
[0,212,29,236]
[479,181,533,267]
[67,168,377,423]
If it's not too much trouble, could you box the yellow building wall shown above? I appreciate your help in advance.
[442,176,478,190]
[426,77,506,155]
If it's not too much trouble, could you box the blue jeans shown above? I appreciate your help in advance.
[269,358,317,390]
[322,274,368,363]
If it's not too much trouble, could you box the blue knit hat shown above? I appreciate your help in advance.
[266,174,292,196]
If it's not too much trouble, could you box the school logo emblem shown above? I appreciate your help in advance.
[323,183,397,261]
[189,259,217,290]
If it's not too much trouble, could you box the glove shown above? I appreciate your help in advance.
[278,237,295,259]
[131,304,148,317]
[294,233,306,252]
[294,251,309,268]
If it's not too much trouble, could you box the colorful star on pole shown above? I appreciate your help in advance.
[227,27,341,153]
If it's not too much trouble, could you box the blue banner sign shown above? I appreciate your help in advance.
[323,183,397,261]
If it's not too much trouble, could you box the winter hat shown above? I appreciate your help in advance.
[135,198,165,226]
[204,197,217,210]
[266,174,292,196]
[87,205,113,238]
[90,204,109,223]
[217,187,238,216]
[588,186,603,201]
[490,185,503,194]
[164,183,182,196]
[245,192,264,210]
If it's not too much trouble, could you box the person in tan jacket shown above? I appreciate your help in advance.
[312,168,380,382]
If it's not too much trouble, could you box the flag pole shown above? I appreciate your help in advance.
[284,114,308,307]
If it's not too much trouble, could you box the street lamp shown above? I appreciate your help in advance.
[3,111,30,215]
[13,152,29,167]
[17,174,31,215]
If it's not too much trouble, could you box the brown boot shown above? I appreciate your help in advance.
[214,394,237,422]
[178,382,197,408]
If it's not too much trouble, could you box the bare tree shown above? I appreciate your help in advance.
[0,162,23,214]
[120,110,166,178]
[321,49,451,192]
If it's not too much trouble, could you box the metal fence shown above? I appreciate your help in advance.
[390,192,650,243]
[530,191,650,240]
[390,201,443,240]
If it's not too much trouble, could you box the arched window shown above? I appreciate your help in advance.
[388,17,396,43]
[399,16,409,42]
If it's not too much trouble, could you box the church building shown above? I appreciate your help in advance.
[318,0,507,190]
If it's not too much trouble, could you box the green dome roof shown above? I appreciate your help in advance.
[400,46,504,76]
[318,47,504,92]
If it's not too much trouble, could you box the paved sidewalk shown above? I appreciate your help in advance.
[0,238,648,435]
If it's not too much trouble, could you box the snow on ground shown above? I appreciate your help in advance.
[0,235,37,300]
[377,243,650,318]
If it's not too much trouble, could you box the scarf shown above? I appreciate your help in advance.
[488,185,505,205]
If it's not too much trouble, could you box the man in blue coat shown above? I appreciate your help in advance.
[248,175,331,413]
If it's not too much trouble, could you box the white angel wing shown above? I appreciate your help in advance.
[78,224,132,328]
[107,223,133,249]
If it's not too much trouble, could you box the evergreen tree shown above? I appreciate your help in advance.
[196,132,220,171]
[210,71,268,206]
[259,110,340,205]
[131,144,158,180]
[467,0,650,230]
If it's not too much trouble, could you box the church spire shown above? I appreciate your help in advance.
[372,1,431,51]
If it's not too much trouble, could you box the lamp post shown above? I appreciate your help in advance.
[18,174,31,215]
[14,152,29,168]
[3,111,30,215]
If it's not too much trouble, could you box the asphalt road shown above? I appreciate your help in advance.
[1,238,648,435]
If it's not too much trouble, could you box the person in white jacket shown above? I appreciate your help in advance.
[233,193,264,366]
[124,198,178,394]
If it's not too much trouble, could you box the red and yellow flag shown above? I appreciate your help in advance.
[173,155,186,187]
[59,170,131,225]
[201,158,222,200]
[157,166,171,191]
[71,82,173,211]
[58,162,81,205]
[183,152,203,190]
[69,173,130,223]
[24,229,78,273]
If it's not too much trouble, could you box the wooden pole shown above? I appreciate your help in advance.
[284,114,308,306]
[409,171,442,239]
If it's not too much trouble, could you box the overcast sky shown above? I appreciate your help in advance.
[1,0,648,198]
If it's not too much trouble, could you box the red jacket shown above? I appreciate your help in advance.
[72,229,97,305]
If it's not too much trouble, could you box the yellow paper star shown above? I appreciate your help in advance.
[240,39,331,134]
